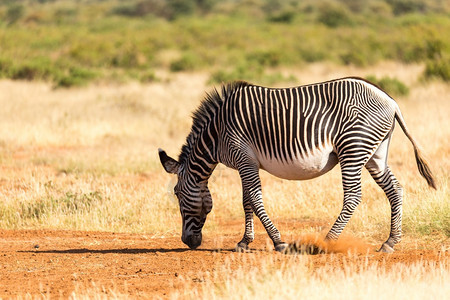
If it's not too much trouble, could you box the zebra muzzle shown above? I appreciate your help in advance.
[185,233,202,250]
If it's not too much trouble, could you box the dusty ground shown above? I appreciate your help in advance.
[0,225,447,298]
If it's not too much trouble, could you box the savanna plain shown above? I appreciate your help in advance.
[0,63,448,299]
[0,1,449,299]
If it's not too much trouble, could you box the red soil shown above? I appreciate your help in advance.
[0,228,446,298]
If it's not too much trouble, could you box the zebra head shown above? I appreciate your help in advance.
[159,149,212,249]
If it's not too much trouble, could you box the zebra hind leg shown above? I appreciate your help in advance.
[366,135,403,253]
[367,166,403,253]
[325,162,364,242]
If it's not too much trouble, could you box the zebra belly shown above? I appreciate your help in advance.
[257,148,338,180]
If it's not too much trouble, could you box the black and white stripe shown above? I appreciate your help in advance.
[159,77,436,252]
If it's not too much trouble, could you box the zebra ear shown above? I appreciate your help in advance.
[158,148,180,174]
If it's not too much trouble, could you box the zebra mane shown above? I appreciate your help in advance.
[178,81,250,164]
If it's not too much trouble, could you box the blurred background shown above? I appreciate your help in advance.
[0,0,449,89]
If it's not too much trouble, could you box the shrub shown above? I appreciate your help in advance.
[247,50,281,67]
[111,3,146,17]
[425,38,446,60]
[208,61,265,84]
[208,63,296,86]
[338,0,366,13]
[166,0,196,19]
[268,10,296,23]
[424,56,450,82]
[138,70,158,83]
[366,75,409,96]
[170,53,199,72]
[0,57,14,78]
[54,66,97,88]
[317,3,354,27]
[110,0,216,19]
[340,51,370,67]
[111,45,146,68]
[5,4,25,24]
[387,0,428,15]
[10,58,54,81]
[421,36,450,82]
[368,1,393,16]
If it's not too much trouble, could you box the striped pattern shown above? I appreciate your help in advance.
[159,78,435,252]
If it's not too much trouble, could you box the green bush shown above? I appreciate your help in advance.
[209,65,258,84]
[9,57,55,81]
[111,3,145,17]
[366,75,410,96]
[166,0,196,19]
[111,1,168,18]
[317,3,354,27]
[0,0,450,87]
[170,53,199,72]
[5,4,25,24]
[111,45,147,68]
[110,0,216,19]
[0,57,14,78]
[54,66,97,88]
[388,0,428,15]
[268,10,296,23]
[337,0,366,13]
[208,62,296,86]
[247,50,281,67]
[340,52,370,66]
[0,55,97,87]
[424,56,450,82]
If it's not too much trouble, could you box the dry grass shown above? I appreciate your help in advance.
[173,251,449,300]
[0,62,448,242]
[0,62,448,298]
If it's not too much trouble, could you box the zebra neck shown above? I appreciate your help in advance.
[185,149,217,183]
[183,123,219,183]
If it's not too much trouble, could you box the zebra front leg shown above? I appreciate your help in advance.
[326,167,363,242]
[236,196,254,252]
[239,164,288,253]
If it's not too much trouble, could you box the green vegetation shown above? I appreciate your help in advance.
[424,55,450,82]
[366,75,410,96]
[0,0,449,86]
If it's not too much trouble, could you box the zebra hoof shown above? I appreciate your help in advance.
[235,242,249,253]
[275,242,289,253]
[378,243,395,253]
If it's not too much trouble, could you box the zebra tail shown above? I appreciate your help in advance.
[394,107,437,189]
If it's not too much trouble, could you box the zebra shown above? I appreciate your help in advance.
[159,78,436,253]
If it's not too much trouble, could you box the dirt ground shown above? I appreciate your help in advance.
[0,225,447,298]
